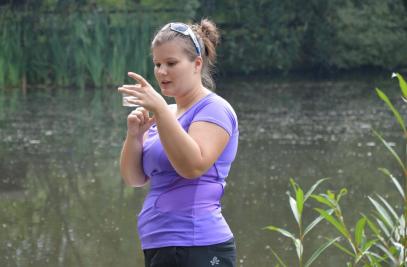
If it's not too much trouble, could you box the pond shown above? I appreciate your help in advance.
[0,75,405,266]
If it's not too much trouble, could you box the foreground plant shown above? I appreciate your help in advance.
[264,178,340,267]
[265,73,407,266]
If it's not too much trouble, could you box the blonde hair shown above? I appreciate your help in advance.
[152,19,220,90]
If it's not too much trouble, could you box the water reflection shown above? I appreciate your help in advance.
[0,77,405,266]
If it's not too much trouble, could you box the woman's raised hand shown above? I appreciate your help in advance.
[118,72,167,114]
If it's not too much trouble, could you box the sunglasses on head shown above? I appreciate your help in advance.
[168,22,202,56]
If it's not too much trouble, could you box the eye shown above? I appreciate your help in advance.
[167,61,177,67]
[154,63,161,68]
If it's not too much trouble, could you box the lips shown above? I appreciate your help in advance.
[161,81,171,86]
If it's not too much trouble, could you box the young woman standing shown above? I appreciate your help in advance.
[118,19,238,267]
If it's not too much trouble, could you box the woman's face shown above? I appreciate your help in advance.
[152,39,201,97]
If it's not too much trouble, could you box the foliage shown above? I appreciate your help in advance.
[264,178,340,267]
[265,73,407,266]
[199,0,407,74]
[1,0,407,88]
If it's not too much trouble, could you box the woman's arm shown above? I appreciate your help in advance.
[120,134,148,187]
[118,107,154,187]
[155,109,229,179]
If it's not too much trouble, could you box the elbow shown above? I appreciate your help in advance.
[178,166,207,179]
[121,171,148,187]
[123,176,148,187]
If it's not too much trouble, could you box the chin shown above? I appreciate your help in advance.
[160,88,173,97]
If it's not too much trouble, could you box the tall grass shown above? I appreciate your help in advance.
[0,7,176,90]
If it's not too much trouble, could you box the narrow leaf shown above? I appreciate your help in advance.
[304,237,341,267]
[355,239,378,263]
[355,217,367,247]
[376,244,397,264]
[296,187,304,217]
[375,88,406,133]
[378,168,405,198]
[315,208,349,238]
[289,196,300,224]
[377,195,399,222]
[311,195,335,209]
[369,197,394,229]
[392,72,407,99]
[361,239,377,252]
[304,178,329,201]
[294,238,303,260]
[264,225,296,241]
[304,209,334,237]
[375,217,390,238]
[373,130,405,171]
[333,240,355,257]
[270,248,288,267]
[363,215,381,236]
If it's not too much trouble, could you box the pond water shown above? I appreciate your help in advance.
[0,76,405,267]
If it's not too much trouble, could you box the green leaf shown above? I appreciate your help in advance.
[355,239,378,263]
[327,190,335,200]
[375,218,390,238]
[296,187,304,218]
[378,168,405,198]
[263,225,296,241]
[363,215,381,236]
[392,72,407,99]
[361,239,377,252]
[270,248,288,267]
[315,208,350,238]
[311,195,336,209]
[304,209,334,237]
[294,238,303,260]
[337,188,348,202]
[375,88,406,133]
[376,244,397,264]
[373,130,405,171]
[355,217,367,247]
[304,237,341,267]
[289,196,300,225]
[333,240,355,257]
[368,197,394,229]
[304,178,329,201]
[377,195,399,222]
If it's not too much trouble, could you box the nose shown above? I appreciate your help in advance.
[156,65,168,76]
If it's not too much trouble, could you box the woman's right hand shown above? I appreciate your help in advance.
[126,107,155,140]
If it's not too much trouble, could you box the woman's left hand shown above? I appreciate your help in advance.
[118,72,168,114]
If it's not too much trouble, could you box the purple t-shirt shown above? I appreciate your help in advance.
[138,92,239,249]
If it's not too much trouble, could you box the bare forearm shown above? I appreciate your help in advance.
[155,111,204,178]
[120,135,148,187]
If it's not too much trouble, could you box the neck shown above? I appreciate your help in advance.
[175,84,210,113]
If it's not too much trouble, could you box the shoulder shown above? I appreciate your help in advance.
[200,93,237,119]
[192,93,238,134]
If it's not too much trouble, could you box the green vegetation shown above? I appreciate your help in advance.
[265,74,407,266]
[1,0,406,88]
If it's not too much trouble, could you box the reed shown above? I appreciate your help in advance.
[0,7,170,90]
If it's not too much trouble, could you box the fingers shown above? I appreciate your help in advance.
[117,84,141,95]
[128,108,145,124]
[128,72,149,86]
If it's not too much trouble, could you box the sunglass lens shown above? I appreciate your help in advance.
[172,23,188,32]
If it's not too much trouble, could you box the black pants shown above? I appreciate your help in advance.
[144,238,236,267]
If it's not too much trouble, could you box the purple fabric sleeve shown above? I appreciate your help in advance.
[191,101,237,136]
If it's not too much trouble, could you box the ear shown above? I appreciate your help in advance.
[194,56,203,73]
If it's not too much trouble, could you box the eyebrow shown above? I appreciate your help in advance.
[153,57,178,62]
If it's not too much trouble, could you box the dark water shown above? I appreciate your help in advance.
[0,76,405,267]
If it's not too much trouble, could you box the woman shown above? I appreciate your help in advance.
[118,19,238,267]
